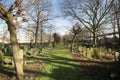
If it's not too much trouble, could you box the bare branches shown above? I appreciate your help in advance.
[20,26,35,36]
[72,23,82,35]
[15,17,28,25]
[24,0,51,44]
[62,0,114,45]
[0,3,6,15]
[62,0,114,30]
[0,0,31,27]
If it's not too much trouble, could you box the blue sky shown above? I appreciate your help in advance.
[0,0,72,41]
[51,0,73,35]
[51,0,61,16]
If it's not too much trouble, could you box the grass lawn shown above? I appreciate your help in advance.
[0,44,116,80]
[40,44,99,80]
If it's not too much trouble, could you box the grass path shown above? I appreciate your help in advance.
[40,45,86,80]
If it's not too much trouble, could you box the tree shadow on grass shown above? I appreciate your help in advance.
[24,66,83,80]
[24,65,111,80]
[50,66,84,80]
[0,65,16,78]
[22,52,120,80]
[50,62,120,80]
[29,55,114,80]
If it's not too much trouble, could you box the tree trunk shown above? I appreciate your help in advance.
[93,32,97,47]
[117,18,120,44]
[35,23,39,47]
[40,24,43,52]
[115,11,120,44]
[118,27,120,44]
[8,24,24,80]
[70,34,77,52]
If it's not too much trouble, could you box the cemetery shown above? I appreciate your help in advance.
[0,0,120,80]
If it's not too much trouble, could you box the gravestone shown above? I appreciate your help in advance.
[2,49,23,66]
[3,57,13,65]
[115,52,120,61]
[22,45,28,55]
[30,48,39,56]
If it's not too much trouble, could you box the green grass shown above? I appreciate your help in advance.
[0,44,111,80]
[40,44,90,80]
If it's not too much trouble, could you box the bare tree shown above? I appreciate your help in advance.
[110,15,118,41]
[111,0,120,44]
[0,0,32,79]
[62,0,114,46]
[26,0,51,47]
[20,25,36,43]
[70,23,82,52]
[53,33,61,48]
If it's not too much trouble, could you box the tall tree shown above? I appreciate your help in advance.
[26,0,51,47]
[62,0,114,46]
[0,0,32,79]
[112,0,120,44]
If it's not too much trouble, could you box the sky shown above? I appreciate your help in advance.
[51,0,72,35]
[0,0,72,41]
[51,0,61,16]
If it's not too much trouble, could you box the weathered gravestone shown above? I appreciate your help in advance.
[3,57,13,65]
[30,48,39,56]
[3,49,23,66]
[114,52,120,61]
